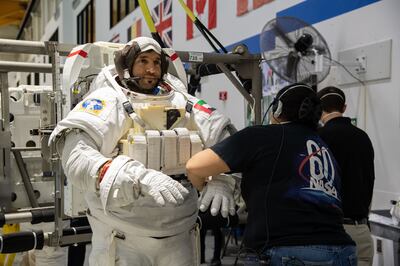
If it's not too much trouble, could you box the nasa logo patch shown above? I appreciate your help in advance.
[79,99,106,115]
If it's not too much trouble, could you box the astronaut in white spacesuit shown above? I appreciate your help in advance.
[49,36,236,266]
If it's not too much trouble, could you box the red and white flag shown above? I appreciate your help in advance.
[237,0,274,16]
[186,0,217,40]
[152,0,173,47]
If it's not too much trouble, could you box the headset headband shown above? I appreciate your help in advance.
[277,84,315,100]
[319,92,345,101]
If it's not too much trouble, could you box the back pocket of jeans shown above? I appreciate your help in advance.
[282,256,333,266]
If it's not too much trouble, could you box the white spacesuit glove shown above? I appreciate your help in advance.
[199,175,236,218]
[102,156,189,208]
[139,169,189,206]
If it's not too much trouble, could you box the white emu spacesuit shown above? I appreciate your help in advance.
[49,37,235,265]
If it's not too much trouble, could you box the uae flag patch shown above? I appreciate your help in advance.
[194,100,215,114]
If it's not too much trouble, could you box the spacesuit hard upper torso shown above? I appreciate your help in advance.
[50,65,231,237]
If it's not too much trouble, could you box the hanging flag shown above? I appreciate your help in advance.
[186,0,217,40]
[237,0,274,16]
[151,0,173,47]
[127,18,142,41]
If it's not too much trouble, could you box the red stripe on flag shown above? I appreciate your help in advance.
[208,0,217,29]
[67,50,88,58]
[170,53,178,61]
[194,103,213,114]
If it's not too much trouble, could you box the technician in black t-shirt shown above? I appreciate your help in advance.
[317,86,375,266]
[186,83,356,265]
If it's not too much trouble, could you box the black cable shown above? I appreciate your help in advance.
[260,123,285,255]
[151,32,166,48]
[195,23,220,52]
[261,101,274,125]
[83,73,98,79]
[196,19,228,53]
[326,56,366,86]
[190,16,253,96]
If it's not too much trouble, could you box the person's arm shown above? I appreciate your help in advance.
[186,148,230,191]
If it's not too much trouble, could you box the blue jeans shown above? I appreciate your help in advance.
[244,245,357,266]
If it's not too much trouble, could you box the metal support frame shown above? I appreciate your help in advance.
[46,41,65,247]
[0,38,71,247]
[251,60,263,124]
[0,72,11,212]
[0,61,63,73]
[12,149,39,208]
[0,39,73,56]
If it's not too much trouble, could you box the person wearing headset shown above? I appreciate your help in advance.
[317,86,375,266]
[186,83,356,265]
[49,36,236,266]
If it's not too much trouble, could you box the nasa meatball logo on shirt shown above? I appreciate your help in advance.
[290,138,342,207]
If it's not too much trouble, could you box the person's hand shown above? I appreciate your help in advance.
[199,175,236,218]
[139,169,189,206]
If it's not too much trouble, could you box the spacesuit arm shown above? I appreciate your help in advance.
[58,129,111,193]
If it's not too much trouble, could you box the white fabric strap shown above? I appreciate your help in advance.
[99,155,132,213]
[128,112,147,129]
[146,130,161,170]
[102,66,147,128]
[128,134,147,166]
[108,230,117,266]
[190,132,203,156]
[174,128,191,165]
[161,130,177,170]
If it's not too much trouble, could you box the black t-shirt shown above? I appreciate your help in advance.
[211,122,354,251]
[318,117,375,219]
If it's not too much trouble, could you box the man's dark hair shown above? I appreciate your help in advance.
[317,86,346,113]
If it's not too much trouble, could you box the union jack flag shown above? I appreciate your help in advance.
[151,0,173,47]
